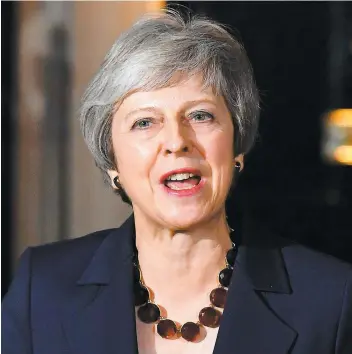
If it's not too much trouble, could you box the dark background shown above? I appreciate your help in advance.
[2,1,352,296]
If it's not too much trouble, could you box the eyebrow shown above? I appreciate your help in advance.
[124,107,160,120]
[124,98,217,120]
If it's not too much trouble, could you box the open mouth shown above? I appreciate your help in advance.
[163,172,202,191]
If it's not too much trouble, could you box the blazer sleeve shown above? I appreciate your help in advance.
[335,267,352,354]
[2,248,33,354]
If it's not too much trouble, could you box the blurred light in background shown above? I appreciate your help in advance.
[322,109,352,165]
[146,1,166,12]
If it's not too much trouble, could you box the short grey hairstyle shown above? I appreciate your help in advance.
[80,9,260,204]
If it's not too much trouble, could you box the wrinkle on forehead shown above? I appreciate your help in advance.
[113,71,222,113]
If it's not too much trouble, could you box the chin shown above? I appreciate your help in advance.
[157,207,209,231]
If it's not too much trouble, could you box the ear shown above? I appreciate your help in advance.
[107,170,119,189]
[234,154,244,172]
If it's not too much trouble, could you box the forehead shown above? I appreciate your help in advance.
[117,73,223,113]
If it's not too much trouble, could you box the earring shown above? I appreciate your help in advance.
[234,161,241,170]
[113,176,120,188]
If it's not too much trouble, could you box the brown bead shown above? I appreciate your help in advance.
[180,322,200,342]
[199,306,221,328]
[157,319,177,339]
[210,287,227,308]
[137,303,160,324]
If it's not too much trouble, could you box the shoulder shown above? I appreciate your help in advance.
[280,239,352,320]
[240,213,352,291]
[30,227,115,258]
[281,240,352,348]
[282,240,352,285]
[30,228,116,262]
[241,216,352,290]
[26,228,118,286]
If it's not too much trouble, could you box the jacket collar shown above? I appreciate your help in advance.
[212,214,297,353]
[63,215,138,354]
[236,215,293,294]
[76,215,135,285]
[77,213,292,294]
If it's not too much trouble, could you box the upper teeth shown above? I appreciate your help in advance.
[167,173,196,181]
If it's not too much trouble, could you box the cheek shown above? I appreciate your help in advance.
[205,130,234,166]
[203,131,234,195]
[113,137,156,184]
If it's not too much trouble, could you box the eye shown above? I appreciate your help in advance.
[189,111,214,123]
[132,118,153,130]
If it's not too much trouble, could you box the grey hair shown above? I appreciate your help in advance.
[80,9,260,202]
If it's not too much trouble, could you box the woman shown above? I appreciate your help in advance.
[2,9,352,354]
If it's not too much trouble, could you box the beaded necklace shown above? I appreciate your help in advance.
[133,242,238,342]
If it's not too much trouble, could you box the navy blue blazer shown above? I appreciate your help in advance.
[2,215,352,354]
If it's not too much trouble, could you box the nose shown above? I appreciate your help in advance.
[162,121,192,155]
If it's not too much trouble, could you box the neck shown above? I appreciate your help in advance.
[132,208,233,322]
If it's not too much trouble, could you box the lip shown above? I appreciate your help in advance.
[162,178,205,197]
[159,168,202,184]
[159,168,205,197]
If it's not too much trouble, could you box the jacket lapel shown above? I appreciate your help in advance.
[62,216,138,354]
[213,221,298,354]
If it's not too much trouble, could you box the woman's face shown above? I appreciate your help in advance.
[110,74,240,230]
